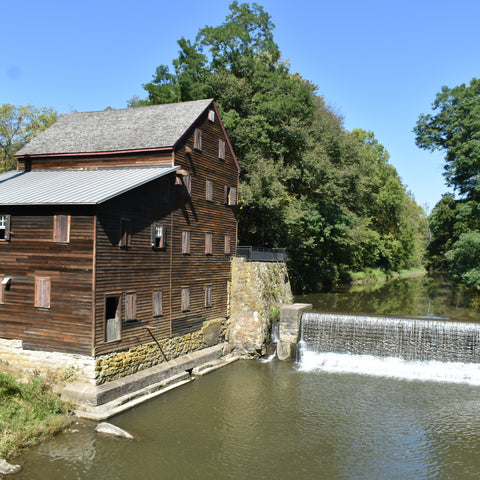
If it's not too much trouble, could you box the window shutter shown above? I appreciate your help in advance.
[224,235,231,254]
[182,231,190,254]
[229,187,237,206]
[125,293,137,321]
[120,219,131,247]
[184,175,192,196]
[54,215,70,242]
[218,140,225,160]
[151,224,156,247]
[35,277,51,308]
[182,287,190,311]
[206,180,213,201]
[205,286,212,307]
[205,233,213,255]
[194,128,202,151]
[153,291,162,316]
[4,215,10,241]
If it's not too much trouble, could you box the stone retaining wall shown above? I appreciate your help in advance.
[95,318,225,384]
[0,338,96,384]
[228,257,293,356]
[1,317,226,386]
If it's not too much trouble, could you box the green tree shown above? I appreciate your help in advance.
[0,104,58,172]
[139,2,425,292]
[414,78,480,200]
[445,231,480,289]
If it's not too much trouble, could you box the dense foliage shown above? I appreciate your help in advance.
[0,104,58,172]
[415,79,480,291]
[137,1,426,292]
[0,370,71,459]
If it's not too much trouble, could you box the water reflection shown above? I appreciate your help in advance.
[296,274,480,322]
[13,361,480,480]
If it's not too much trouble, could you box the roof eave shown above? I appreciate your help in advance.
[15,145,174,159]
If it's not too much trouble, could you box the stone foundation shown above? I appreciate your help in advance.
[0,338,96,384]
[0,317,226,386]
[228,257,293,356]
[95,318,225,384]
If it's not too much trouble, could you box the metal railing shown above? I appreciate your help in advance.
[235,246,287,263]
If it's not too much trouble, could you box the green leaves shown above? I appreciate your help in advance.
[140,2,425,292]
[414,78,480,199]
[0,104,58,172]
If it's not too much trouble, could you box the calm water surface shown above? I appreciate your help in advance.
[13,275,480,479]
[296,274,480,322]
[13,360,480,480]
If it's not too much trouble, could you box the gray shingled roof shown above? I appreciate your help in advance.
[0,166,178,205]
[16,99,213,156]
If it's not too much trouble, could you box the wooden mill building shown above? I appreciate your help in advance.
[0,99,240,359]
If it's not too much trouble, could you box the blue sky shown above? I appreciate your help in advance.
[3,0,480,210]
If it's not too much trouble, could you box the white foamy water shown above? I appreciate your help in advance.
[298,349,480,385]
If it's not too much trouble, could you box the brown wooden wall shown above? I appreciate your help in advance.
[4,101,239,357]
[0,206,95,354]
[17,151,173,170]
[93,106,239,356]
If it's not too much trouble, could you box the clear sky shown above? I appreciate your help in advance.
[3,0,479,211]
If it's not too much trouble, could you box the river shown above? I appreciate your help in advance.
[12,274,480,479]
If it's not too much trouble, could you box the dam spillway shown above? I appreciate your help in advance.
[298,312,480,384]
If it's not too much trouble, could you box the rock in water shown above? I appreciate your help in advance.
[95,422,134,439]
[0,459,22,475]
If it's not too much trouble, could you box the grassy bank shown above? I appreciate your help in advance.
[349,268,426,285]
[0,369,72,460]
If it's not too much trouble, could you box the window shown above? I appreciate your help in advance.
[218,140,226,160]
[0,275,4,305]
[194,128,202,151]
[224,186,237,206]
[34,277,51,308]
[0,214,11,241]
[205,233,213,255]
[151,224,167,249]
[153,291,163,317]
[105,296,121,342]
[208,109,215,122]
[205,285,213,307]
[224,235,231,255]
[182,231,191,254]
[182,287,190,311]
[54,214,70,243]
[206,180,213,201]
[125,292,137,321]
[119,218,131,248]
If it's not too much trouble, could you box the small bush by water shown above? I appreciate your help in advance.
[0,369,72,459]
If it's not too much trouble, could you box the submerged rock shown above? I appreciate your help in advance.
[0,459,22,475]
[95,422,133,439]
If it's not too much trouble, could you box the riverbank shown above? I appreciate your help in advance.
[349,267,426,285]
[0,368,72,461]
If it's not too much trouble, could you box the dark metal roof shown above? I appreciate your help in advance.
[16,99,213,156]
[0,166,179,205]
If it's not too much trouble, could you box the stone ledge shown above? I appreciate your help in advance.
[61,343,235,417]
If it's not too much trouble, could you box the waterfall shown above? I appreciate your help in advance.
[298,312,480,384]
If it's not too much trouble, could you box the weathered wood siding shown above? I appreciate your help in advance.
[93,179,174,355]
[17,151,173,170]
[93,106,238,355]
[170,107,238,336]
[0,207,95,354]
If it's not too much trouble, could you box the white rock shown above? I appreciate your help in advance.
[0,459,22,475]
[95,422,134,439]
